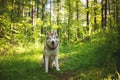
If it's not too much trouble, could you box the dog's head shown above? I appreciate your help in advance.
[46,30,59,50]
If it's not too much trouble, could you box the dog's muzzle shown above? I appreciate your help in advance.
[47,41,58,50]
[52,41,55,45]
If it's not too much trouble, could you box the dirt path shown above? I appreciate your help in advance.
[50,71,80,80]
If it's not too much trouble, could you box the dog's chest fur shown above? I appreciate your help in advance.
[42,30,60,72]
[44,42,59,56]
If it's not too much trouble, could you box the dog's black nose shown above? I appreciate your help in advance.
[52,41,54,44]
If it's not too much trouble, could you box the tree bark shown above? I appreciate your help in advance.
[94,0,97,28]
[68,0,70,41]
[76,0,80,38]
[76,0,79,21]
[116,0,118,26]
[31,1,35,26]
[57,0,60,35]
[104,0,107,27]
[101,0,107,28]
[50,0,52,31]
[37,0,40,18]
[86,0,89,26]
[1,0,6,7]
[10,0,15,44]
[41,0,45,34]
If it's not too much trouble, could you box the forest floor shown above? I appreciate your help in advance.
[0,33,119,80]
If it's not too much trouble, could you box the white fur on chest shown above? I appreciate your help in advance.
[44,44,59,56]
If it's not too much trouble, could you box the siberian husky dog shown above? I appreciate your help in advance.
[41,30,60,73]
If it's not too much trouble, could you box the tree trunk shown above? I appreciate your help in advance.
[87,0,91,35]
[31,1,35,26]
[104,0,107,27]
[94,0,97,30]
[17,2,20,15]
[1,0,6,7]
[116,0,118,26]
[10,0,15,44]
[22,0,25,22]
[57,0,60,25]
[57,0,60,35]
[50,0,52,31]
[68,0,70,41]
[101,0,107,28]
[108,0,111,27]
[36,0,40,18]
[11,0,15,22]
[42,0,45,21]
[101,0,104,28]
[76,0,79,21]
[76,0,80,38]
[86,0,89,26]
[41,0,45,34]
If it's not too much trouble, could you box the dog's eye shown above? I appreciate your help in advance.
[46,37,49,39]
[46,37,50,39]
[46,37,51,39]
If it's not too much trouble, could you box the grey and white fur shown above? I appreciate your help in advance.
[41,30,60,73]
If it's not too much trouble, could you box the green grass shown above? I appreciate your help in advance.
[0,32,119,80]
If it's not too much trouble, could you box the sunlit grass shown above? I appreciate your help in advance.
[0,32,119,80]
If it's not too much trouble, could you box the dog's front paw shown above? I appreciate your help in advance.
[45,70,48,73]
[57,68,60,71]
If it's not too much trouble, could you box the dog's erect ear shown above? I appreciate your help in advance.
[54,30,58,38]
[54,30,57,35]
[46,31,49,39]
[46,31,49,35]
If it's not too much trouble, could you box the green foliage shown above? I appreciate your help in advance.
[0,0,120,79]
[0,29,119,79]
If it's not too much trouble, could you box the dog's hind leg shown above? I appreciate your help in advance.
[40,57,44,67]
[52,60,56,68]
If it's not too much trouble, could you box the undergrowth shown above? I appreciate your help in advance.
[0,29,119,80]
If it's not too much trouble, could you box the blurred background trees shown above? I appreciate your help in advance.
[0,0,120,53]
